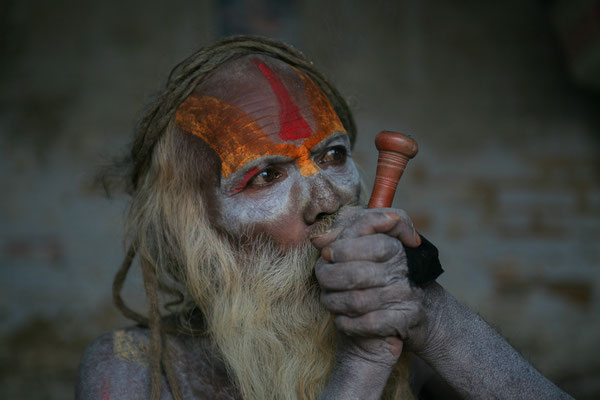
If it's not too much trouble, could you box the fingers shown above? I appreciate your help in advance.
[321,234,404,264]
[315,234,407,292]
[316,260,402,291]
[311,207,421,250]
[337,209,421,248]
[321,285,413,317]
[312,206,425,349]
[334,304,423,339]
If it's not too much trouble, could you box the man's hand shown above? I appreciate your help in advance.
[312,206,426,398]
[314,207,574,400]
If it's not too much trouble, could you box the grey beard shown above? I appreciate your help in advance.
[202,242,335,400]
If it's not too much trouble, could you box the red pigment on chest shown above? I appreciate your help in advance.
[253,60,311,141]
[101,376,110,400]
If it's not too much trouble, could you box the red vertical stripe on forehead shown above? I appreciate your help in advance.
[253,59,312,141]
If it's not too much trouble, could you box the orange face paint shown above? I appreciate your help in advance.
[175,57,346,179]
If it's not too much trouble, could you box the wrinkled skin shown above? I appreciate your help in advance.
[176,55,425,399]
[313,208,422,361]
[312,207,423,399]
[175,54,360,247]
[309,206,573,400]
[77,54,574,400]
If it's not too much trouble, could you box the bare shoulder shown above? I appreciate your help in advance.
[76,326,236,399]
[76,327,158,399]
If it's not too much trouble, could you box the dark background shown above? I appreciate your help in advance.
[1,0,599,398]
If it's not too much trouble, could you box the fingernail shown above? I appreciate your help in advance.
[414,231,422,246]
[322,247,334,262]
[385,337,403,357]
[385,212,399,221]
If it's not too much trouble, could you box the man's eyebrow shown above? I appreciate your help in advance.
[310,131,349,153]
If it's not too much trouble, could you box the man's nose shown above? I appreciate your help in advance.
[303,175,341,224]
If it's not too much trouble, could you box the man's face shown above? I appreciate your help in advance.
[176,55,360,247]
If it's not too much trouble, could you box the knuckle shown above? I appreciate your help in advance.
[390,249,408,271]
[366,236,400,263]
[365,312,390,335]
[395,208,409,220]
[321,292,338,311]
[348,290,365,313]
[363,312,378,329]
[386,273,407,289]
[338,262,363,289]
[381,284,401,302]
[328,241,348,261]
[317,276,339,294]
[360,210,387,228]
[340,267,358,289]
[411,304,424,326]
[402,302,423,329]
[344,205,363,219]
[346,269,359,288]
[315,263,334,287]
[363,210,382,222]
[387,259,409,279]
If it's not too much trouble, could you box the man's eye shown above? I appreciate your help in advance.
[318,146,347,166]
[248,167,284,187]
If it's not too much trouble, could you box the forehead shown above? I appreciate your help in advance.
[193,55,308,133]
[175,55,346,177]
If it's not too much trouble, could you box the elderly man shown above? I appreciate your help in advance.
[77,36,570,400]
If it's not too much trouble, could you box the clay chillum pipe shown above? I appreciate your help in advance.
[368,131,419,209]
[367,131,443,287]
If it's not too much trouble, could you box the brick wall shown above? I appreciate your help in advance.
[1,0,598,398]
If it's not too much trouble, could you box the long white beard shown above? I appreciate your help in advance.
[183,232,413,400]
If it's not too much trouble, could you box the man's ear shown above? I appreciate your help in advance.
[170,124,221,189]
[169,124,223,222]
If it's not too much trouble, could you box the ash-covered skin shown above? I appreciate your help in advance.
[176,55,361,246]
[77,53,573,400]
[218,132,360,246]
[77,327,238,400]
[311,207,573,400]
[312,207,422,399]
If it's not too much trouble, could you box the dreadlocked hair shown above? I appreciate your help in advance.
[108,35,357,400]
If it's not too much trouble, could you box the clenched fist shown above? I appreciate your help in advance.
[312,206,425,368]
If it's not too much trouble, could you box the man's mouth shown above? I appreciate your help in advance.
[308,201,361,241]
[309,211,339,240]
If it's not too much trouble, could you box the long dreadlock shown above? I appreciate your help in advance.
[110,35,357,400]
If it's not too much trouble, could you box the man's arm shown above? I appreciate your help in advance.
[313,206,572,399]
[318,336,402,400]
[409,282,572,399]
